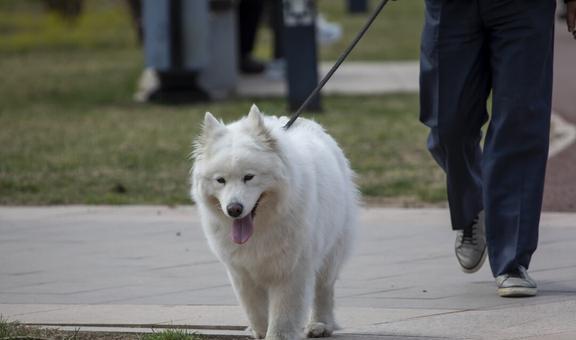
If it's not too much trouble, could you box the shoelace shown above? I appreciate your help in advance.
[461,217,479,245]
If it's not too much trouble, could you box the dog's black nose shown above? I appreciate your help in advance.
[227,203,243,218]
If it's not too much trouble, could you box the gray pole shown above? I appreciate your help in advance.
[282,0,321,112]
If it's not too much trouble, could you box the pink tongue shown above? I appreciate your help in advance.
[232,213,253,244]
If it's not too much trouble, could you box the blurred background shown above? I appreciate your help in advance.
[0,0,573,210]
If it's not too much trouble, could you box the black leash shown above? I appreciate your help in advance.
[283,0,391,130]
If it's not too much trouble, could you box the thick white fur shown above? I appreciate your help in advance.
[191,105,358,340]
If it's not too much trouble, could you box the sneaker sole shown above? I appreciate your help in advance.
[498,287,538,297]
[458,246,487,274]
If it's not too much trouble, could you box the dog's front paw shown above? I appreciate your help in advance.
[246,326,266,339]
[305,322,333,338]
[265,331,300,340]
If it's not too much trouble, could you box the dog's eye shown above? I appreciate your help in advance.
[243,174,255,182]
[216,177,226,184]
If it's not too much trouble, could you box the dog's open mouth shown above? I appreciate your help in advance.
[232,196,262,245]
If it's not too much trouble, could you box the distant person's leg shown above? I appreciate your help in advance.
[238,0,266,74]
[558,1,567,19]
[125,0,143,44]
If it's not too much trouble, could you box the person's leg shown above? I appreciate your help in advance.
[420,0,491,231]
[481,0,556,278]
[237,0,265,73]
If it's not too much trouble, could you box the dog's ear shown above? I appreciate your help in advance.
[193,112,226,159]
[248,104,261,119]
[203,112,224,133]
[247,104,276,150]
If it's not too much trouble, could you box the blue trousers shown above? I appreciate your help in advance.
[419,0,556,277]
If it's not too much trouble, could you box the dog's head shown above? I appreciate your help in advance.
[191,104,288,245]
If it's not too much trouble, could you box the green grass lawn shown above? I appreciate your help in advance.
[0,317,206,340]
[0,0,445,206]
[255,0,425,61]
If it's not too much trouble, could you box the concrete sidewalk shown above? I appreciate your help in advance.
[237,61,419,97]
[1,206,575,339]
[542,21,576,212]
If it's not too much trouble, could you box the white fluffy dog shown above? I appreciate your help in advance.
[191,105,358,340]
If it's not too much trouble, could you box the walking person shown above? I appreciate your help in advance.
[419,0,576,297]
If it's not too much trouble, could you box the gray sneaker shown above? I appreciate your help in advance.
[455,211,487,273]
[496,266,537,297]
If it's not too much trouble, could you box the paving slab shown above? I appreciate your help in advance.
[0,304,449,333]
[0,206,575,339]
[543,18,576,212]
[237,62,419,98]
